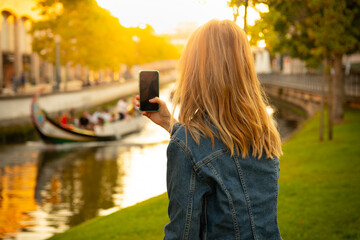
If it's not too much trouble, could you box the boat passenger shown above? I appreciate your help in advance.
[117,98,128,120]
[79,111,90,129]
[91,108,102,124]
[101,108,112,123]
[60,112,70,126]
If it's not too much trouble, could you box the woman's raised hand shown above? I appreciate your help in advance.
[135,95,175,133]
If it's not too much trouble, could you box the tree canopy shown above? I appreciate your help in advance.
[31,0,180,71]
[248,0,360,122]
[249,0,360,67]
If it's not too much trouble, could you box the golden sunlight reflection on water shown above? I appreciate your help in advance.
[115,143,168,210]
[0,85,175,239]
[0,126,170,239]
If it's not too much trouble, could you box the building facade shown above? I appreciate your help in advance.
[0,0,43,93]
[0,0,144,95]
[0,0,87,94]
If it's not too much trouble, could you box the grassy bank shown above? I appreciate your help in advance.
[49,194,169,240]
[278,107,360,239]
[48,108,360,240]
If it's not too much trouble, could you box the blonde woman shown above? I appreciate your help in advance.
[137,19,282,240]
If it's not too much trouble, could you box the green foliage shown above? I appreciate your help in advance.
[247,8,281,55]
[254,0,360,67]
[46,108,360,240]
[32,0,180,70]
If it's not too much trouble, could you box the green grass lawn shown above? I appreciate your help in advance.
[48,108,360,240]
[278,108,360,240]
[48,194,169,240]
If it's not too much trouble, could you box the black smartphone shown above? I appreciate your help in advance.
[139,70,159,112]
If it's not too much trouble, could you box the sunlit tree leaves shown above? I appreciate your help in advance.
[32,0,180,72]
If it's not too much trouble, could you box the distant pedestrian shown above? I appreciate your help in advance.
[19,72,25,93]
[11,74,18,94]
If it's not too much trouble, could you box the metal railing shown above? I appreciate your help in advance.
[258,73,360,97]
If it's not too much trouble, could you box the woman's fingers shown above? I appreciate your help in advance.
[135,95,140,107]
[149,97,165,107]
[135,96,175,132]
[134,96,162,108]
[142,112,150,118]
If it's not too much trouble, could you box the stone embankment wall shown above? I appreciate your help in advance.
[263,84,321,117]
[0,74,175,127]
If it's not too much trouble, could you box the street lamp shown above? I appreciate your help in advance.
[54,35,61,91]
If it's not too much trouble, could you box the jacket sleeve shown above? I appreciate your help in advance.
[164,138,210,240]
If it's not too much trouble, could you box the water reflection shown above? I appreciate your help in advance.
[0,159,38,239]
[0,125,169,239]
[35,147,120,227]
[0,84,173,239]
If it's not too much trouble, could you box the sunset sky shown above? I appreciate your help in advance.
[96,0,267,35]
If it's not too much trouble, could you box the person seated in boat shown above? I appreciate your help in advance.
[60,111,76,129]
[87,112,95,130]
[101,108,112,123]
[97,116,105,126]
[110,112,117,122]
[60,111,70,126]
[69,108,80,127]
[79,111,90,129]
[91,108,102,125]
[117,98,128,120]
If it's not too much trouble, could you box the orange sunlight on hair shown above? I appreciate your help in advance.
[171,19,282,159]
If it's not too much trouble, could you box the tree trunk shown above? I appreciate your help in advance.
[319,60,326,141]
[332,53,344,123]
[244,0,248,33]
[328,72,333,140]
[233,6,239,23]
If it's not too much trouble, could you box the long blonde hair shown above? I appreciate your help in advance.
[171,19,282,159]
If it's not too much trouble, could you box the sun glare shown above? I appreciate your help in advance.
[257,39,266,48]
[96,0,233,34]
[96,0,263,35]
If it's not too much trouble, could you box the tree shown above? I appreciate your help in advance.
[228,0,268,33]
[228,0,249,32]
[31,0,180,74]
[246,8,281,55]
[261,0,360,124]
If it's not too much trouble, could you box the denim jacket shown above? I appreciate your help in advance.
[164,122,281,240]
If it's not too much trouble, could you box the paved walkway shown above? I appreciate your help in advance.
[0,79,111,99]
[0,73,176,126]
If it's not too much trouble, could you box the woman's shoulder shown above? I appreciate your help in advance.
[170,122,197,147]
[170,122,228,160]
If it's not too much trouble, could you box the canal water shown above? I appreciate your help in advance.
[0,85,304,239]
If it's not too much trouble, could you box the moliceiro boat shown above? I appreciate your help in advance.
[31,89,145,143]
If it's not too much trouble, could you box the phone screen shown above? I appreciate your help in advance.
[139,70,159,112]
